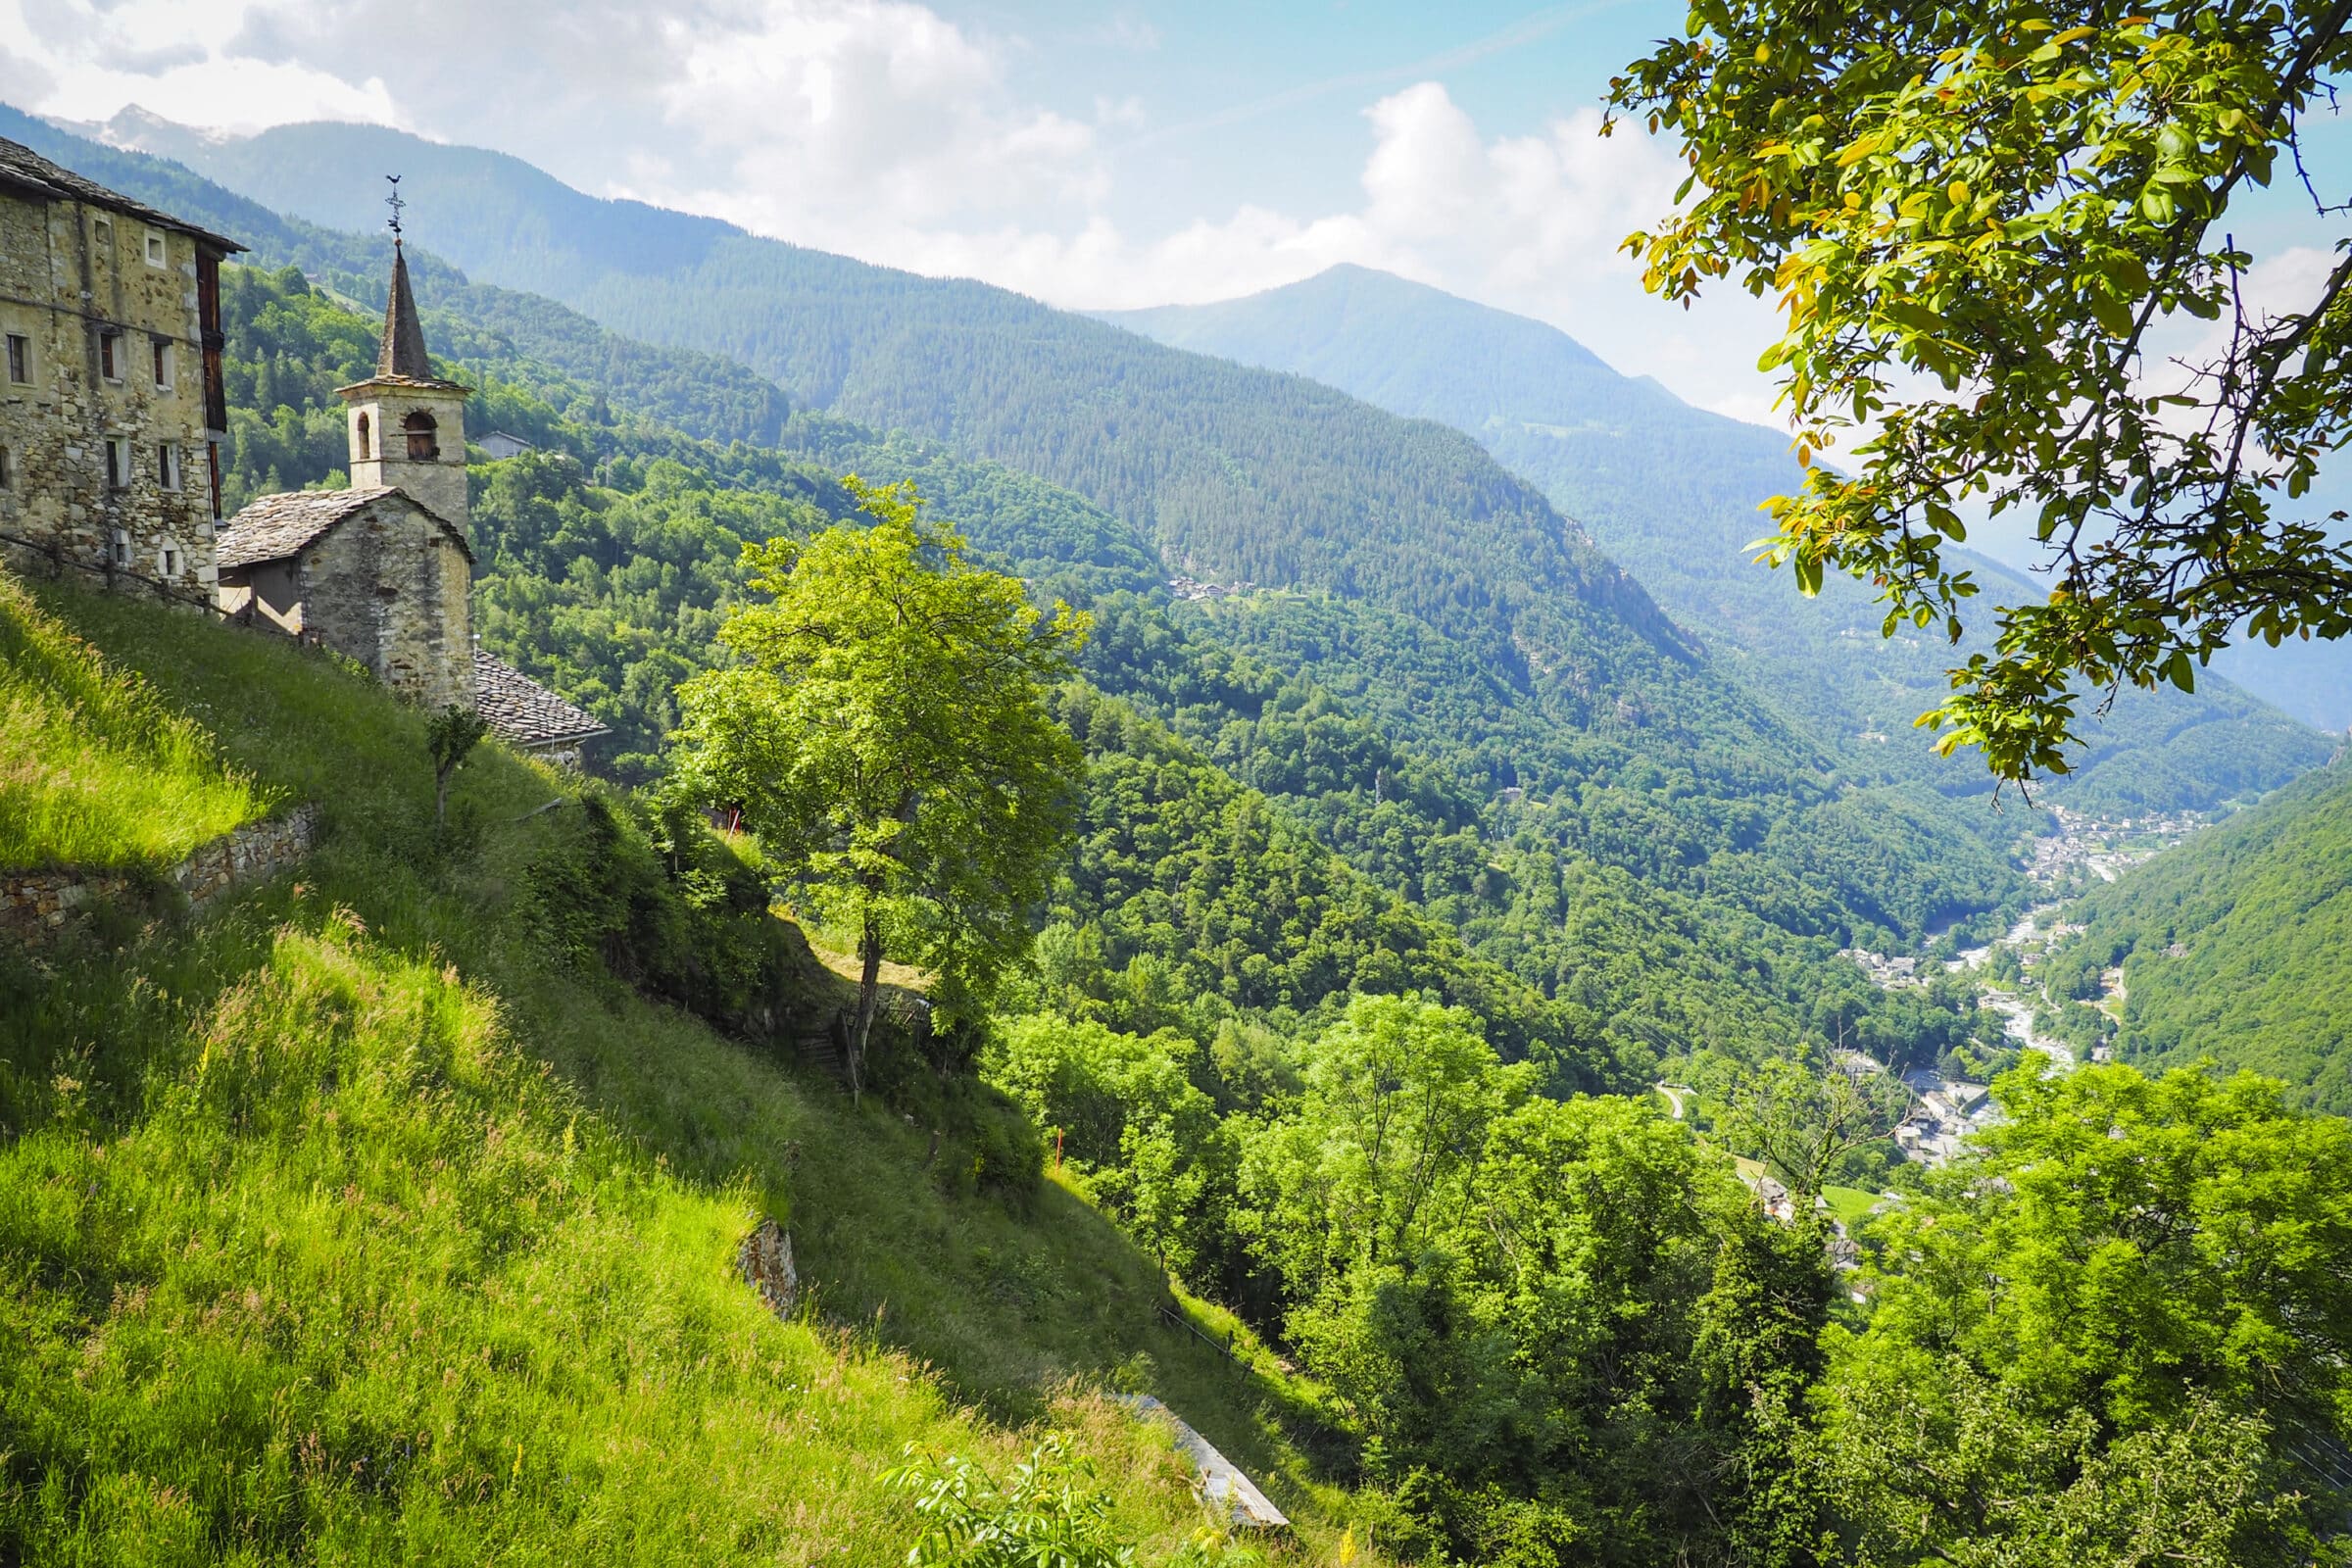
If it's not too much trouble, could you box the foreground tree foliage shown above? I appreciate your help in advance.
[994,997,2352,1562]
[1610,2,2352,783]
[672,479,1090,1093]
[1821,1062,2352,1562]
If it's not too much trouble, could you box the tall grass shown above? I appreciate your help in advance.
[0,578,1378,1564]
[0,572,273,870]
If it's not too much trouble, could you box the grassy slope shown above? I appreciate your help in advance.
[0,572,272,870]
[0,577,1371,1564]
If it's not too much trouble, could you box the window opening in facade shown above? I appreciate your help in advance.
[99,330,122,381]
[357,413,371,459]
[404,410,439,460]
[4,334,26,384]
[104,437,128,489]
[158,442,181,491]
[145,230,166,268]
[152,337,172,390]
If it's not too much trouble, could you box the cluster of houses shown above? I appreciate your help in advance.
[0,135,604,764]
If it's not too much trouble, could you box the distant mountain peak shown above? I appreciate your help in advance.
[42,104,233,164]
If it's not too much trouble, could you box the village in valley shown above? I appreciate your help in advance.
[1837,803,2216,1170]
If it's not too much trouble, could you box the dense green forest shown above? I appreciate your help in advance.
[2038,756,2352,1111]
[20,109,2068,956]
[1109,265,2334,803]
[210,262,2010,1103]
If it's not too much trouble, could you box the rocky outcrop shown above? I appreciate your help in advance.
[0,803,317,950]
[738,1216,798,1319]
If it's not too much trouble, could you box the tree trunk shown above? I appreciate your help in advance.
[434,768,451,829]
[848,912,883,1104]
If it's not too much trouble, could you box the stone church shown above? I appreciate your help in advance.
[215,237,606,761]
[0,131,602,763]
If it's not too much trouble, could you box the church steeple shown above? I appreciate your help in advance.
[377,240,435,381]
[337,184,470,537]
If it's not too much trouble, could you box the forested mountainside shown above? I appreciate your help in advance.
[211,261,2002,1101]
[2038,755,2352,1112]
[0,112,2046,952]
[12,575,2350,1563]
[1108,267,2338,791]
[11,111,2352,1566]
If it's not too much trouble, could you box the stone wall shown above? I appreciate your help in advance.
[0,804,318,950]
[297,496,473,711]
[0,187,220,598]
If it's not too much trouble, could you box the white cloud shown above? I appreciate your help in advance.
[0,0,1788,422]
[4,0,399,132]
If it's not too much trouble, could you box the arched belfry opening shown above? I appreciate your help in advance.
[404,410,438,461]
[355,413,371,459]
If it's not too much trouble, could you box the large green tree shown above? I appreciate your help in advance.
[671,478,1089,1094]
[1610,3,2352,783]
[1820,1062,2352,1561]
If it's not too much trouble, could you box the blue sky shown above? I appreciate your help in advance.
[1,0,2343,432]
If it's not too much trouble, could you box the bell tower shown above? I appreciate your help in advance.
[336,198,469,537]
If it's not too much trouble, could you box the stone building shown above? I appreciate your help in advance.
[0,135,239,598]
[218,236,605,760]
[218,240,477,710]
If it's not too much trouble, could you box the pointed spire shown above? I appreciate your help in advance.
[377,240,434,380]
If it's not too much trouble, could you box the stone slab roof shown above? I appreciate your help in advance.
[474,651,608,749]
[217,487,470,569]
[0,135,244,252]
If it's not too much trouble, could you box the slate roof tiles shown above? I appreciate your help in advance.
[473,651,608,748]
[216,488,470,570]
[0,135,244,252]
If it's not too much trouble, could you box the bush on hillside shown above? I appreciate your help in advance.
[521,790,802,1038]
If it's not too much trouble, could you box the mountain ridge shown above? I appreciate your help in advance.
[1103,264,2339,798]
[0,103,2048,959]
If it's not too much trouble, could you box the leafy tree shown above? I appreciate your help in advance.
[1610,3,2352,783]
[1714,1050,1909,1199]
[1821,1061,2352,1559]
[671,478,1089,1095]
[1238,996,1529,1304]
[425,704,488,828]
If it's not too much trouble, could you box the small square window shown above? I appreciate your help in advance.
[151,338,172,390]
[93,218,111,246]
[104,436,129,489]
[145,230,166,268]
[4,334,26,385]
[109,529,129,567]
[99,330,122,381]
[162,546,179,577]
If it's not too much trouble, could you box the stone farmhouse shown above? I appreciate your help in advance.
[0,136,237,598]
[0,136,606,764]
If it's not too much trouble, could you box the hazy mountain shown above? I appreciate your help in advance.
[1107,266,2347,774]
[9,107,2084,941]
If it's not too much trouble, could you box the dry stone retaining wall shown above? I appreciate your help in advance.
[0,803,317,949]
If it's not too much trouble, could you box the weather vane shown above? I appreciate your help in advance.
[385,173,405,241]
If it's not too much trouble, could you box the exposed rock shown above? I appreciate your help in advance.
[1113,1394,1289,1531]
[738,1216,798,1319]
